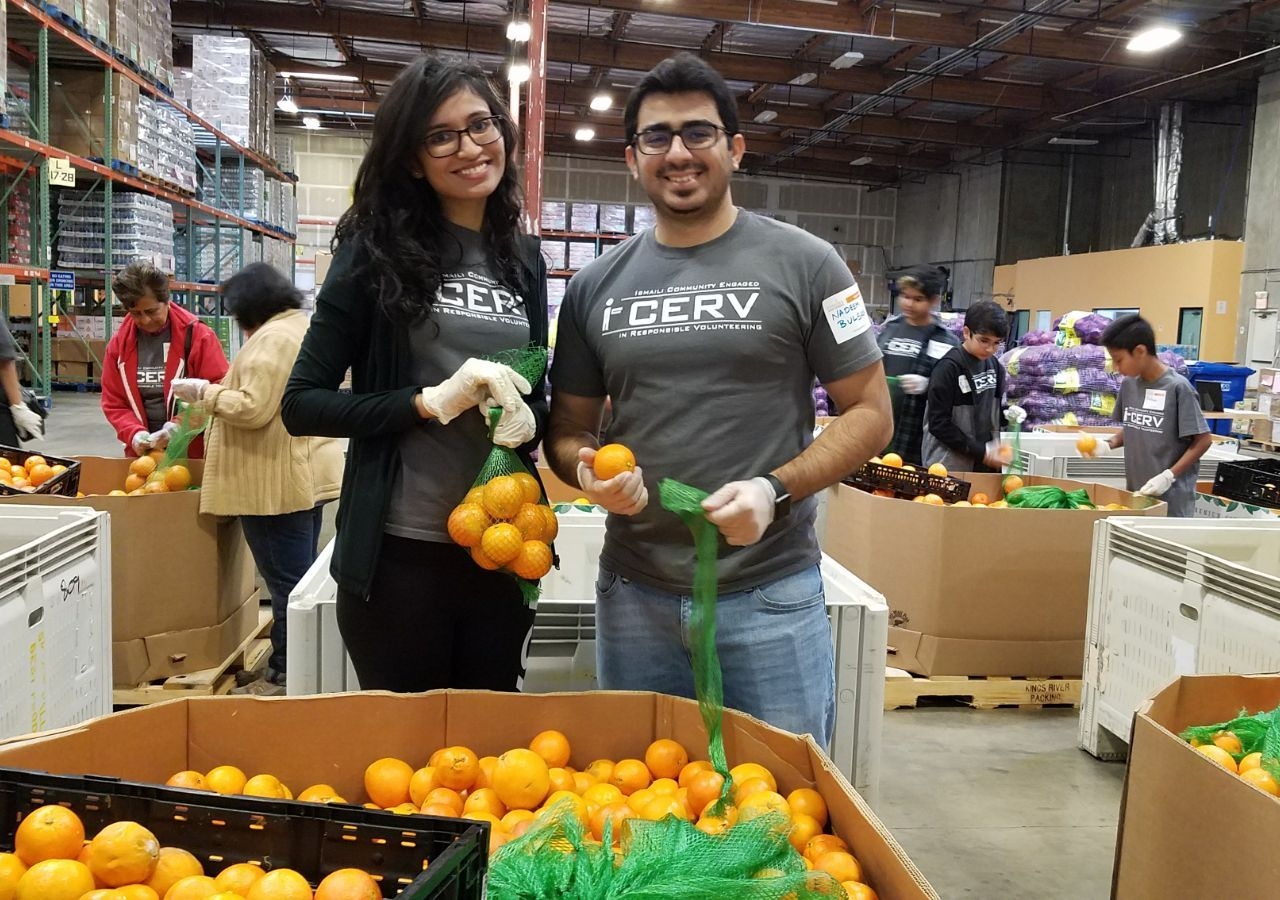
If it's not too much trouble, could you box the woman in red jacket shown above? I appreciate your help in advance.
[100,262,229,457]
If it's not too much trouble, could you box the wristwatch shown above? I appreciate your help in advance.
[761,473,792,520]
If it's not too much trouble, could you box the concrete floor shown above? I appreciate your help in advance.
[39,392,1127,899]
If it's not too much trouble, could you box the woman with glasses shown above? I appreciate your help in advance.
[283,55,549,693]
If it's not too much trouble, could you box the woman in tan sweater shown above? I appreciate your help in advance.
[172,263,343,695]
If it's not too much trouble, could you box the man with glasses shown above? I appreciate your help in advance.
[547,53,891,747]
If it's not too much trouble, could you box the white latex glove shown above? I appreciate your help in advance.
[420,358,531,425]
[9,404,43,441]
[148,421,179,450]
[1139,468,1176,497]
[1005,404,1027,426]
[1080,439,1114,458]
[897,374,928,395]
[482,397,536,448]
[131,430,152,455]
[576,446,648,515]
[702,477,776,547]
[984,440,1013,470]
[171,378,209,403]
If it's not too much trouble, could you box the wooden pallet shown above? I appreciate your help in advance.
[113,606,272,706]
[884,667,1082,710]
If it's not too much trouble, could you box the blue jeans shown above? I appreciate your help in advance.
[595,563,835,748]
[240,505,325,679]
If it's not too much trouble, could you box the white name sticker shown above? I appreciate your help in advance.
[822,283,870,344]
[926,339,952,360]
[958,376,972,394]
[1143,389,1167,411]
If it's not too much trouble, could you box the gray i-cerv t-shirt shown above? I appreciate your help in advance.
[385,224,531,541]
[137,322,171,432]
[1112,367,1208,517]
[550,211,882,594]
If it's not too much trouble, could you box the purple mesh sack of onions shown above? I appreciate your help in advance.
[1019,330,1055,346]
[1071,314,1111,345]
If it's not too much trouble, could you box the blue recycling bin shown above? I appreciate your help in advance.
[1186,362,1256,435]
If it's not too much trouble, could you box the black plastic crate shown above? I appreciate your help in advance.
[0,446,81,496]
[0,768,487,899]
[1213,458,1280,510]
[846,461,972,503]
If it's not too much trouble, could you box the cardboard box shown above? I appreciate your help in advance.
[1113,675,1280,898]
[0,457,258,684]
[823,475,1166,677]
[51,337,106,364]
[536,463,581,504]
[48,69,139,164]
[53,361,94,380]
[314,250,333,286]
[0,691,938,899]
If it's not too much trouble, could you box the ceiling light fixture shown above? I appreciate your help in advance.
[574,127,595,141]
[850,155,873,166]
[508,63,531,84]
[1127,26,1181,53]
[830,51,865,69]
[278,71,359,83]
[507,20,532,42]
[753,109,778,123]
[788,72,817,86]
[276,95,298,114]
[302,115,321,129]
[590,93,612,111]
[1048,136,1100,146]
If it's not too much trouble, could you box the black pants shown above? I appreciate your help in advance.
[336,535,537,692]
[0,408,20,447]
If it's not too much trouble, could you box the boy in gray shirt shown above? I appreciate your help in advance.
[1085,314,1211,516]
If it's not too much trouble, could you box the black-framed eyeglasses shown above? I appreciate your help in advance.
[632,123,729,155]
[422,115,505,158]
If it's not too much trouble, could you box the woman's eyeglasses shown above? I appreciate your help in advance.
[423,115,505,158]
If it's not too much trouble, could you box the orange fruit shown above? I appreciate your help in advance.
[927,462,948,477]
[462,787,506,818]
[812,851,863,884]
[585,760,615,785]
[81,890,126,900]
[1195,744,1238,772]
[315,867,380,900]
[470,545,502,570]
[296,784,341,803]
[500,809,535,831]
[26,464,54,486]
[492,748,551,811]
[474,756,499,790]
[1076,433,1097,455]
[589,802,635,844]
[1239,752,1263,773]
[482,476,524,519]
[144,847,203,897]
[582,782,625,808]
[163,465,192,492]
[213,862,265,894]
[510,504,547,541]
[14,804,85,866]
[142,479,169,494]
[511,471,542,505]
[480,523,523,566]
[84,821,160,886]
[609,759,652,796]
[1002,474,1024,495]
[147,449,165,462]
[788,812,824,853]
[971,492,990,505]
[648,777,678,796]
[460,812,508,853]
[364,757,414,808]
[463,486,485,506]
[880,453,903,468]
[423,787,464,816]
[114,887,159,900]
[165,771,207,791]
[737,789,790,821]
[13,858,94,900]
[244,869,312,900]
[129,456,157,478]
[638,794,687,822]
[124,473,146,493]
[787,788,829,827]
[529,730,572,769]
[593,444,635,480]
[8,465,24,479]
[538,790,589,824]
[841,883,880,900]
[434,746,480,791]
[677,760,714,788]
[421,802,459,818]
[729,763,777,794]
[572,771,595,794]
[205,765,248,795]
[510,540,553,580]
[539,506,559,542]
[685,769,726,815]
[695,811,733,835]
[0,853,28,898]
[243,774,289,799]
[22,455,46,470]
[447,503,491,548]
[1240,767,1280,796]
[922,493,944,506]
[1213,731,1244,756]
[643,739,689,780]
[804,834,849,861]
[547,767,576,795]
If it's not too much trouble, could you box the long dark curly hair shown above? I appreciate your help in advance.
[334,55,524,326]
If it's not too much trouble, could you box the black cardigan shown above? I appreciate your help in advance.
[282,234,550,598]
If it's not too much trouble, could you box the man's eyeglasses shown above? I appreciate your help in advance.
[632,123,729,155]
[422,115,505,158]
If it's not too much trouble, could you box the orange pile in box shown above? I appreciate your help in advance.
[0,454,71,493]
[1188,730,1280,797]
[447,471,556,580]
[99,453,192,498]
[863,456,1134,510]
[0,805,382,899]
[162,731,879,900]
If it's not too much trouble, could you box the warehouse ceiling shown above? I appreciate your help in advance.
[171,0,1280,187]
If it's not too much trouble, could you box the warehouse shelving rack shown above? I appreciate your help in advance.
[0,0,296,398]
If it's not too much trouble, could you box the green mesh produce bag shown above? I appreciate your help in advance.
[147,402,208,484]
[1180,704,1280,780]
[1005,484,1094,509]
[484,479,838,899]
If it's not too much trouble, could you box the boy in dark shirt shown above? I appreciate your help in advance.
[923,300,1022,473]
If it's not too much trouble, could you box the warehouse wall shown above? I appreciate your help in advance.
[1238,70,1280,364]
[892,161,1002,310]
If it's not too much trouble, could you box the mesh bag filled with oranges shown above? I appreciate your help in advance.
[115,403,206,497]
[1180,703,1280,793]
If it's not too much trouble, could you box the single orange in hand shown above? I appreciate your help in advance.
[593,444,636,481]
[1077,433,1098,455]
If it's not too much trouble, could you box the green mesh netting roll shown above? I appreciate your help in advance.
[1180,703,1280,778]
[1005,485,1094,509]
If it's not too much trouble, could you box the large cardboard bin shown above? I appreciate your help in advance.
[0,691,939,899]
[0,457,258,685]
[823,474,1165,677]
[1112,674,1280,899]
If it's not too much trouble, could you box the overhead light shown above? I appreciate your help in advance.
[753,109,778,124]
[850,155,873,166]
[589,93,612,111]
[506,20,531,42]
[302,116,321,129]
[276,95,298,114]
[508,63,531,85]
[830,51,864,69]
[1048,136,1099,146]
[278,71,359,83]
[574,127,595,141]
[788,72,816,86]
[1127,26,1181,53]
